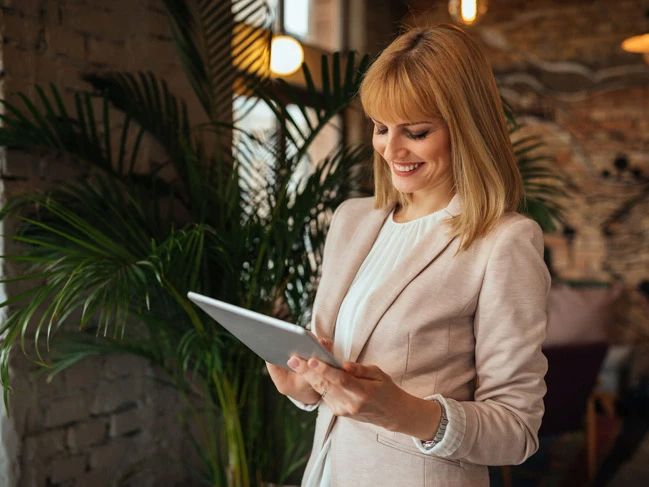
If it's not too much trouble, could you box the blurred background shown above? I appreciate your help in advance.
[0,0,648,486]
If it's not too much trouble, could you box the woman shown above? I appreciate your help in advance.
[268,24,550,486]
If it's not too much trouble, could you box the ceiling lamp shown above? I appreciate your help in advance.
[270,35,304,76]
[622,33,649,64]
[448,0,488,26]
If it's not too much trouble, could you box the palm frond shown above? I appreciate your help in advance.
[507,118,566,231]
[254,51,371,163]
[0,84,145,175]
[81,71,192,172]
[162,0,273,122]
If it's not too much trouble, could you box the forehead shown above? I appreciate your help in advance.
[361,67,441,124]
[363,89,432,125]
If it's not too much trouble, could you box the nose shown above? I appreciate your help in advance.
[382,134,409,162]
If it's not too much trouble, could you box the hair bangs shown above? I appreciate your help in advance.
[360,59,440,124]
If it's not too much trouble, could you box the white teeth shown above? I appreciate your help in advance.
[394,162,423,172]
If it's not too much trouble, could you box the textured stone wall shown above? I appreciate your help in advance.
[405,0,649,338]
[1,1,201,485]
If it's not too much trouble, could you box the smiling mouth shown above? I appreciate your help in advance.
[393,162,423,173]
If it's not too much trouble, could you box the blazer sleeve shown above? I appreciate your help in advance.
[442,218,551,465]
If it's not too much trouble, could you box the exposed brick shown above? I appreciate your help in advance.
[3,1,193,486]
[102,354,147,381]
[44,397,89,428]
[2,14,38,48]
[89,439,132,470]
[85,37,126,66]
[75,468,115,486]
[23,429,66,460]
[109,407,141,437]
[64,362,100,392]
[49,454,87,484]
[67,420,107,451]
[49,28,87,60]
[64,7,123,41]
[19,466,47,487]
[89,377,139,415]
[1,150,43,180]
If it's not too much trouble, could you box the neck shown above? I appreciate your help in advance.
[396,188,455,222]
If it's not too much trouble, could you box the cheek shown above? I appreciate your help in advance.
[372,137,385,156]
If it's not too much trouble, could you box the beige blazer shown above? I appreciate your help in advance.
[302,197,550,487]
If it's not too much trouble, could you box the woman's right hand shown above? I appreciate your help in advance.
[266,337,333,405]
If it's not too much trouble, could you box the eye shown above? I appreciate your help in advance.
[374,126,388,135]
[406,130,429,140]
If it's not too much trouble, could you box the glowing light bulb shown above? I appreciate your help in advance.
[270,35,304,76]
[461,0,477,23]
[448,0,488,26]
[621,32,649,65]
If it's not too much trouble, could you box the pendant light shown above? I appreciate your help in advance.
[270,0,304,76]
[622,33,649,64]
[271,36,304,75]
[448,0,488,27]
[621,9,649,64]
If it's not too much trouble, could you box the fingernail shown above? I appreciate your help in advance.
[308,359,319,369]
[347,363,355,373]
[288,358,299,369]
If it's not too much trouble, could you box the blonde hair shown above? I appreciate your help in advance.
[359,24,523,251]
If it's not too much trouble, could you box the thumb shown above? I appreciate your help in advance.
[344,362,384,380]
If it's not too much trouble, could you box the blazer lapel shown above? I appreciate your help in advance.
[347,197,461,364]
[317,206,392,341]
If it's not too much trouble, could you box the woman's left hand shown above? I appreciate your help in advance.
[287,351,406,432]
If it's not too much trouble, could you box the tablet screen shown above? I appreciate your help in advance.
[187,292,341,369]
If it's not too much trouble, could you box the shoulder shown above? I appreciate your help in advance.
[487,212,544,248]
[461,212,544,261]
[329,197,378,228]
[333,197,377,220]
[478,213,545,264]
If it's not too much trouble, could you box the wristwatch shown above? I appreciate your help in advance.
[422,399,448,448]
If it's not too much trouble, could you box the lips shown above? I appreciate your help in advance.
[393,162,423,176]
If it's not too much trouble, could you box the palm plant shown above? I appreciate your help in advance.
[0,1,563,484]
[0,0,370,485]
[503,101,566,231]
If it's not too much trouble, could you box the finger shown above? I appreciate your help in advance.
[307,357,330,374]
[344,362,384,381]
[305,330,333,353]
[289,355,326,390]
[287,355,309,373]
[318,337,333,352]
[308,358,360,394]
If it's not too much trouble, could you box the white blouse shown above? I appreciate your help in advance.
[293,196,466,486]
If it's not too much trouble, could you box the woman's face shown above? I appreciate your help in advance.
[372,118,454,200]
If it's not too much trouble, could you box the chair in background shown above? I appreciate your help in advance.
[540,341,610,481]
[500,342,610,487]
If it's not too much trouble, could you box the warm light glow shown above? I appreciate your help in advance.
[448,0,488,26]
[270,35,304,76]
[622,33,649,53]
[461,0,477,23]
[621,32,649,65]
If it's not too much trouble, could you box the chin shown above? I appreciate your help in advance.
[390,177,418,194]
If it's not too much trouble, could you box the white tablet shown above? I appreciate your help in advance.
[187,292,341,370]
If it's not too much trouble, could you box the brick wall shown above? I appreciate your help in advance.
[404,0,649,337]
[1,1,202,485]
